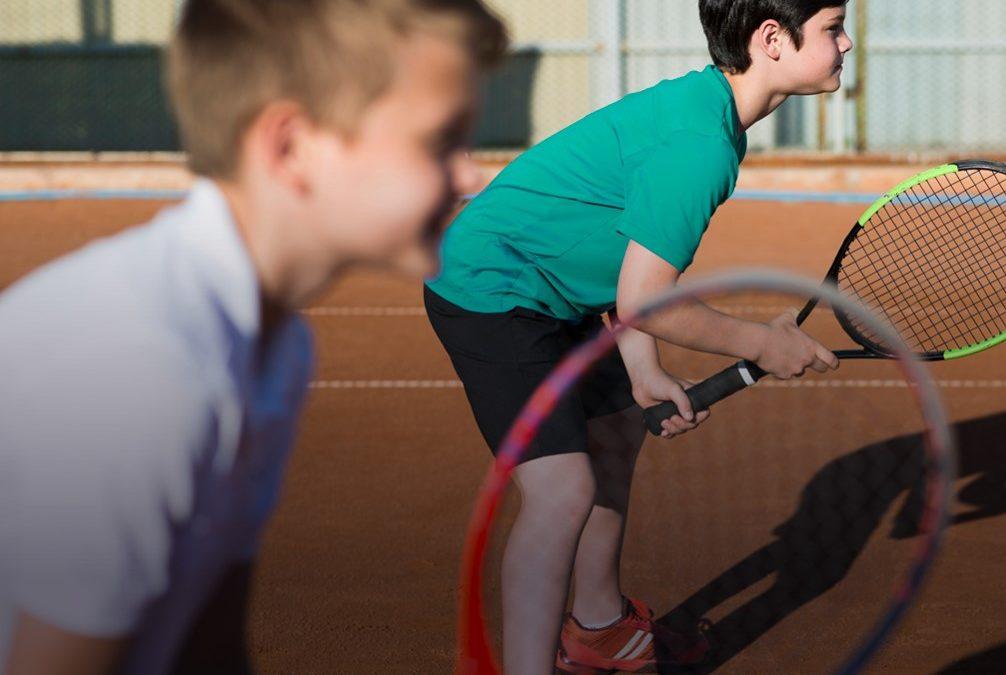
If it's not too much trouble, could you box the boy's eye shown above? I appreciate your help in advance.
[429,125,470,156]
[429,133,459,156]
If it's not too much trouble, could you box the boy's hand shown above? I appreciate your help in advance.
[632,371,711,439]
[755,310,839,379]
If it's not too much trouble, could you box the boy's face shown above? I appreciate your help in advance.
[778,6,853,94]
[305,34,481,278]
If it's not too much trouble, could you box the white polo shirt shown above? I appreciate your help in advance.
[0,180,314,672]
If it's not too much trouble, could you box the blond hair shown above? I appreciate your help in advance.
[168,0,507,177]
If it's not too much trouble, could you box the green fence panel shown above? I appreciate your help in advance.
[0,44,178,151]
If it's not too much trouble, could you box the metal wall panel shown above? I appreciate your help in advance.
[111,0,174,43]
[483,0,593,145]
[0,1,83,43]
[623,0,776,150]
[864,0,1006,151]
[3,0,1004,152]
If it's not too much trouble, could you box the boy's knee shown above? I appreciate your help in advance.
[520,467,597,527]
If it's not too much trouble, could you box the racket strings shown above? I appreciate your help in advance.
[878,173,1006,349]
[933,172,1006,341]
[845,202,975,351]
[926,172,1006,331]
[894,171,1006,346]
[851,209,957,349]
[838,169,1006,354]
[888,175,999,342]
[856,183,982,342]
[883,176,1002,345]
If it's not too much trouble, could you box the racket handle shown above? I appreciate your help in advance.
[643,360,767,436]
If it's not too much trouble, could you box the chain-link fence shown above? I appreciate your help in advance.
[1,0,1004,154]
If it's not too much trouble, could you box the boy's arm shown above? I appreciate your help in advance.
[5,563,253,675]
[607,310,710,437]
[0,348,218,675]
[4,614,127,675]
[617,241,837,378]
[171,562,254,674]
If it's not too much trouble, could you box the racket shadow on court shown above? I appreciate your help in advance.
[655,411,1006,674]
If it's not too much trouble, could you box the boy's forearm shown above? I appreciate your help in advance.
[608,311,662,380]
[638,301,769,362]
[615,326,663,381]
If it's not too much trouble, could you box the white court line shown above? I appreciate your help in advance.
[303,307,427,316]
[310,379,463,389]
[759,380,1006,389]
[302,305,794,317]
[309,379,1006,390]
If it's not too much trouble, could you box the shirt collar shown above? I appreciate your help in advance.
[707,65,744,146]
[177,178,261,342]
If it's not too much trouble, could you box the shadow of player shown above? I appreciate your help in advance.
[934,642,1006,673]
[655,412,1006,674]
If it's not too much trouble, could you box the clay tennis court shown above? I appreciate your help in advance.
[1,180,1004,673]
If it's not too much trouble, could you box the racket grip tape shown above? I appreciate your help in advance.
[643,360,766,436]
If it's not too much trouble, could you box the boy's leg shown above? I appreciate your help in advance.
[571,406,647,625]
[504,452,597,675]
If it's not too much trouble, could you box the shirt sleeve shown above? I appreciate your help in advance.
[617,133,740,271]
[0,343,214,638]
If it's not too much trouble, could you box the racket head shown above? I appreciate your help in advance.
[829,161,1006,360]
[457,269,956,675]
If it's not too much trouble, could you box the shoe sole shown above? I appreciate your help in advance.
[556,650,662,674]
[555,651,617,674]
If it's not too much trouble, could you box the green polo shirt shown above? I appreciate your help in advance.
[428,65,747,320]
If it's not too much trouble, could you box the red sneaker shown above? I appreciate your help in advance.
[555,598,710,674]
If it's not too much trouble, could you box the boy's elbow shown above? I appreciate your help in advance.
[615,292,660,336]
[615,284,650,323]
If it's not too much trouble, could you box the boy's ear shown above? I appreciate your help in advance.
[245,100,322,196]
[753,19,785,62]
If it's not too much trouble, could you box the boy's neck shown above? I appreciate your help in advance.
[216,179,345,319]
[722,68,790,133]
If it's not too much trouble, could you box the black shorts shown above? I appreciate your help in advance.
[424,285,637,463]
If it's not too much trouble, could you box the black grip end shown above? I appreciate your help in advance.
[643,401,679,435]
[642,360,764,437]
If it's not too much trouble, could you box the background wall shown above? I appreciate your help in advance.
[1,0,1003,154]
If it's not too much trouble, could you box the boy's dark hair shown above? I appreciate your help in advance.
[699,0,847,73]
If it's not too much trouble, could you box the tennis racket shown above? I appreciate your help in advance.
[644,160,1006,435]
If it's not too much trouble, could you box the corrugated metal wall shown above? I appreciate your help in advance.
[864,0,1006,152]
[623,0,783,150]
[0,1,174,44]
[483,0,842,150]
[0,0,1003,153]
[0,2,83,42]
[485,0,1006,153]
[476,1,593,147]
[0,0,176,151]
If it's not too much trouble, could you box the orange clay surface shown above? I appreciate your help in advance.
[0,195,1004,674]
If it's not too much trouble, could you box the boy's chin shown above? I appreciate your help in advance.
[796,77,842,96]
[384,246,441,280]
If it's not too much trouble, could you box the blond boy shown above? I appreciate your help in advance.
[0,1,505,673]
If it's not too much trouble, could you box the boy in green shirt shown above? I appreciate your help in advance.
[427,1,850,672]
